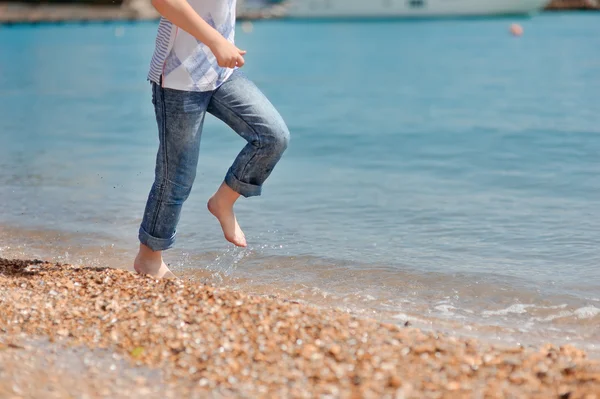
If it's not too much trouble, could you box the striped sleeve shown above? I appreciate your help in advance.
[147,18,175,84]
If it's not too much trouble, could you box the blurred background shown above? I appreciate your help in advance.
[0,1,599,355]
[0,0,598,22]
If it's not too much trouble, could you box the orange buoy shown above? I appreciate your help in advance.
[510,23,523,37]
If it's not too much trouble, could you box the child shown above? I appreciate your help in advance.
[134,0,290,278]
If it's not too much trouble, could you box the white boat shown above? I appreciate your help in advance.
[283,0,551,18]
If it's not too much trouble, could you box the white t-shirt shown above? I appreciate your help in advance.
[147,0,237,92]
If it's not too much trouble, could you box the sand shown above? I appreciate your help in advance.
[0,257,599,398]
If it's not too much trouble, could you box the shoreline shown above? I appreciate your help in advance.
[1,223,599,361]
[1,257,599,398]
[0,2,598,25]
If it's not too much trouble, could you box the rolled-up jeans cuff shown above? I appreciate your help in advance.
[225,168,262,198]
[138,226,175,251]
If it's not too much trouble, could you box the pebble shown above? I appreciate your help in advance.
[0,257,599,398]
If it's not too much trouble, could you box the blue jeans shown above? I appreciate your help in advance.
[139,70,290,251]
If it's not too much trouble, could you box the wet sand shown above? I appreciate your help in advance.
[1,257,599,398]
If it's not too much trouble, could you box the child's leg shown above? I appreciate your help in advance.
[206,70,290,246]
[135,83,211,277]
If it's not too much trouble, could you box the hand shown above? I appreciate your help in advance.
[210,38,246,69]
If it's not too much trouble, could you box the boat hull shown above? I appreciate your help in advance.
[284,0,551,18]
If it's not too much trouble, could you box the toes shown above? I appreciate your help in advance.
[225,234,247,247]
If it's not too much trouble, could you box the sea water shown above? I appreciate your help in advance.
[0,13,599,354]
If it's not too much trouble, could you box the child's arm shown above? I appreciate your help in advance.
[151,0,245,68]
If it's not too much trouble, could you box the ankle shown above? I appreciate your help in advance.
[213,182,240,205]
[210,194,233,209]
[138,244,162,261]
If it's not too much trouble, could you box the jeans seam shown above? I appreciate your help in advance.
[149,85,169,235]
[227,169,260,191]
[210,95,261,180]
[164,177,191,190]
[140,226,173,243]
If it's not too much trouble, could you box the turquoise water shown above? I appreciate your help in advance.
[1,13,599,352]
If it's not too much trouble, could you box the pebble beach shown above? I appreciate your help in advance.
[1,258,599,398]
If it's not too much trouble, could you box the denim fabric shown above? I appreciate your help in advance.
[139,70,290,251]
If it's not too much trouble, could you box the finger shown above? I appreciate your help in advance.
[236,55,245,68]
[237,48,247,55]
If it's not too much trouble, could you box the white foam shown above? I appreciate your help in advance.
[532,311,573,322]
[434,304,457,314]
[434,305,467,319]
[482,304,535,316]
[574,306,600,319]
[544,304,568,310]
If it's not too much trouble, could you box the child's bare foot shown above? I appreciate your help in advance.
[208,182,247,247]
[133,244,176,279]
